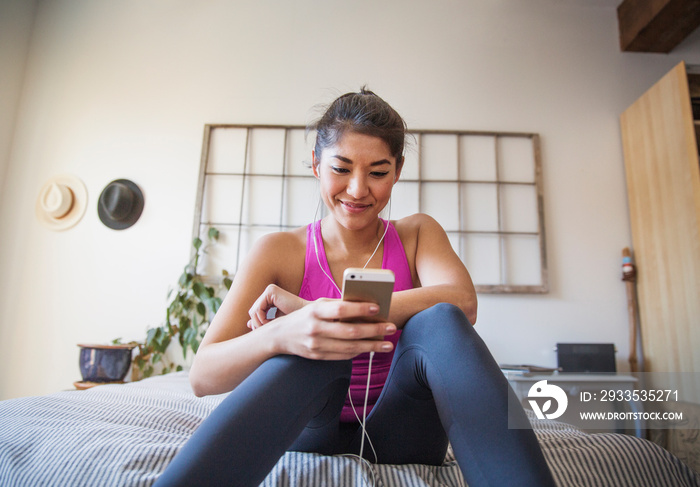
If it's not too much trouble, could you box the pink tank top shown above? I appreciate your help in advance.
[298,219,414,422]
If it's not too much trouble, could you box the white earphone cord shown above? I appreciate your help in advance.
[311,197,391,471]
[312,197,391,294]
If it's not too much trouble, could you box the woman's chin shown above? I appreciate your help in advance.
[330,209,376,230]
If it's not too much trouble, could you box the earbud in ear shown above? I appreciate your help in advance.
[311,154,320,178]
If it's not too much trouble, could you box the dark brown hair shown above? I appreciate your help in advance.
[310,87,407,165]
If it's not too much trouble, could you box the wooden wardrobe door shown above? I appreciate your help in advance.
[620,61,700,402]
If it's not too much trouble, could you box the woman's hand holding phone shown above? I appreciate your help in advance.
[273,300,396,360]
[247,279,396,360]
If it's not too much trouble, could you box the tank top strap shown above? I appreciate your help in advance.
[299,220,340,301]
[380,219,413,292]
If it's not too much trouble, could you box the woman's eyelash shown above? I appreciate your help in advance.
[331,167,390,177]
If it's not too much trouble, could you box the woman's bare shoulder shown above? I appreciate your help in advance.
[391,214,441,281]
[245,226,307,291]
[393,213,441,240]
[254,226,306,249]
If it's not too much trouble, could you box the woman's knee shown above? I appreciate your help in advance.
[400,303,484,357]
[403,303,470,336]
[430,302,471,324]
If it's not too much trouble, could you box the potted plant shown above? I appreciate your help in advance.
[76,342,137,388]
[114,227,231,380]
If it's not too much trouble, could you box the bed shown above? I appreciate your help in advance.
[0,371,698,486]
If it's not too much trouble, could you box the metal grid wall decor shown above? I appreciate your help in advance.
[192,124,547,294]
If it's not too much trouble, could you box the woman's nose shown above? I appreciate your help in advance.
[347,175,369,198]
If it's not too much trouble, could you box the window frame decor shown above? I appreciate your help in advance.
[192,124,548,294]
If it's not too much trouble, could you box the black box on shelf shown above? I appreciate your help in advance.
[556,343,616,373]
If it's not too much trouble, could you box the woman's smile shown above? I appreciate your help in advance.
[339,200,373,213]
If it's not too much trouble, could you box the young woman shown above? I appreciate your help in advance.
[155,89,556,487]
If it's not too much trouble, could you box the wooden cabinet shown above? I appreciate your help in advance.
[620,61,700,403]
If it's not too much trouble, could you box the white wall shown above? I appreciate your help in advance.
[2,0,699,399]
[0,0,37,195]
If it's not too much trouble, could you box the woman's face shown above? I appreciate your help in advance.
[313,131,402,232]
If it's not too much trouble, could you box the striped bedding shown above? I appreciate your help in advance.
[0,372,698,486]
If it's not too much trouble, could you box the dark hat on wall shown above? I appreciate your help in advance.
[98,179,144,230]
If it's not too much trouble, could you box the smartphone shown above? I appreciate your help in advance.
[341,268,395,322]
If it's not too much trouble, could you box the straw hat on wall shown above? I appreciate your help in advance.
[35,175,88,231]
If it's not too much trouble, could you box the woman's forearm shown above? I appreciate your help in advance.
[189,325,279,397]
[389,285,477,328]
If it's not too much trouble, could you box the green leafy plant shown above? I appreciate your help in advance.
[117,228,231,379]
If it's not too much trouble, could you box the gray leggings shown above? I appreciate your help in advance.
[155,303,555,487]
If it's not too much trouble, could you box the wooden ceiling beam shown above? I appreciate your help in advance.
[618,0,700,52]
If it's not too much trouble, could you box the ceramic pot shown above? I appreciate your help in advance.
[78,344,135,382]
